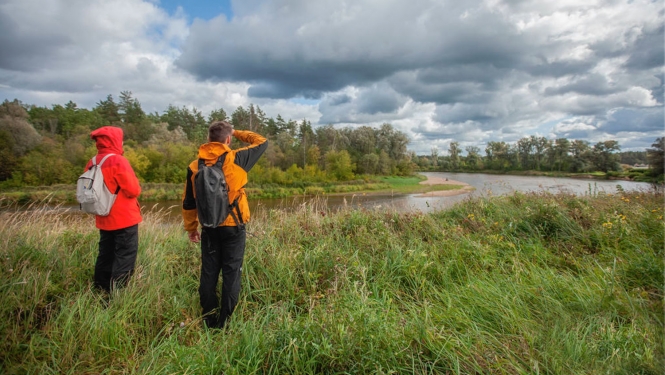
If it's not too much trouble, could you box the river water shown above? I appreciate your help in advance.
[136,172,655,221]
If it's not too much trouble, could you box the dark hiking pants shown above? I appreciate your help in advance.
[199,225,246,329]
[94,224,139,292]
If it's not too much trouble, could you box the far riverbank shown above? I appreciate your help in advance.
[0,175,467,208]
[417,168,661,183]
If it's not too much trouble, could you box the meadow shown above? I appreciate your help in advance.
[0,188,662,374]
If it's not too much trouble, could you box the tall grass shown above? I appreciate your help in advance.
[0,189,662,374]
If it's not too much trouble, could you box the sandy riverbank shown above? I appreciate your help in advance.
[415,176,475,197]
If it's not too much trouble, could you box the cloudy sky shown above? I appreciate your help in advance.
[0,0,663,154]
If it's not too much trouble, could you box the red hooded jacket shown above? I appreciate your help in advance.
[84,126,142,230]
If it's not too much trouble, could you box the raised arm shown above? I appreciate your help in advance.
[233,130,268,172]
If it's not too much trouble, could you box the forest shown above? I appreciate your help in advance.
[0,92,413,189]
[0,92,663,190]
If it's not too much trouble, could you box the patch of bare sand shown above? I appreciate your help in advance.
[416,176,475,197]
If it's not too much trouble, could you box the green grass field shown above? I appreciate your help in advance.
[0,188,662,374]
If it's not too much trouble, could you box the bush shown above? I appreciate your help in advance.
[303,186,325,195]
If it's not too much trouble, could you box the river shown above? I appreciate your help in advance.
[137,172,655,221]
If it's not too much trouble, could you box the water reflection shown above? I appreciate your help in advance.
[141,172,655,221]
[12,173,656,222]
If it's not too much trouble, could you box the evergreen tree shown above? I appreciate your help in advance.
[95,95,121,125]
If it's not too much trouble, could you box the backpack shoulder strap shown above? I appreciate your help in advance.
[97,153,115,167]
[221,151,243,227]
[216,152,228,168]
[229,196,244,227]
[198,153,228,170]
[209,152,243,228]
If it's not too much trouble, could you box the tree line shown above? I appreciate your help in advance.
[0,93,413,187]
[417,136,664,180]
[2,92,662,188]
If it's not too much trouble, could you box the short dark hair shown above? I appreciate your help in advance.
[208,121,233,143]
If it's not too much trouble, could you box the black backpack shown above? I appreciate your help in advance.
[194,154,242,228]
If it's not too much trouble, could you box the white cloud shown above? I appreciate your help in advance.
[0,0,662,155]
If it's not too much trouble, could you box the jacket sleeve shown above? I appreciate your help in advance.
[115,157,141,198]
[233,130,268,172]
[182,166,199,232]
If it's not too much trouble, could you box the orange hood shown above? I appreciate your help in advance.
[197,142,231,162]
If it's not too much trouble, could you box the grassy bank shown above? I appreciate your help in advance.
[0,175,460,207]
[0,189,662,374]
[417,168,663,183]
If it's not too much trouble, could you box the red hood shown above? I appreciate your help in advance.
[91,126,124,155]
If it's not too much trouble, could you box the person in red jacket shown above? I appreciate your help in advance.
[85,126,142,292]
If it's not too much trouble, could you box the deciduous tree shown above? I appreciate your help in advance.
[591,140,621,173]
[647,137,664,178]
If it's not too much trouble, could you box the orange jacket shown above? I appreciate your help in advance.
[85,126,142,231]
[182,130,268,231]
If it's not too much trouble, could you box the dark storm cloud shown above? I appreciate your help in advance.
[0,9,70,71]
[415,65,503,86]
[600,108,665,133]
[650,74,664,104]
[328,93,351,106]
[176,11,401,99]
[248,82,324,100]
[433,103,499,125]
[189,49,398,99]
[317,82,407,123]
[0,71,95,93]
[356,86,403,115]
[624,25,665,70]
[390,66,499,104]
[175,0,529,102]
[521,58,596,78]
[408,81,493,105]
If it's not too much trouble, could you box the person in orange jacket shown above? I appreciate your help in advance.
[85,126,142,292]
[182,121,268,329]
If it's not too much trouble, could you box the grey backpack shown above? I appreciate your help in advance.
[194,154,242,228]
[76,154,117,216]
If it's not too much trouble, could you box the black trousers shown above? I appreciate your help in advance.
[94,224,139,292]
[199,225,246,328]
